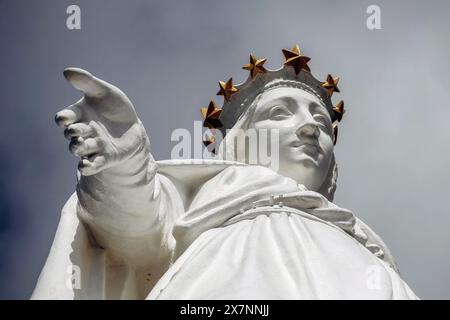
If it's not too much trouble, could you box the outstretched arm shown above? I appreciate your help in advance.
[55,68,170,267]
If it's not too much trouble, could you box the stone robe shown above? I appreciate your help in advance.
[32,160,417,300]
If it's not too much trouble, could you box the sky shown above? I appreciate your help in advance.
[0,0,449,299]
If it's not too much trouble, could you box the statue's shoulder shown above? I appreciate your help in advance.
[154,159,247,209]
[156,159,291,190]
[155,159,245,194]
[156,159,246,177]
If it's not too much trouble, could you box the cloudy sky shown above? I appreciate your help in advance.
[0,0,449,299]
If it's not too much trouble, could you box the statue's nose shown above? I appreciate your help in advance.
[296,122,320,139]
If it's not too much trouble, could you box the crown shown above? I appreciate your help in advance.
[200,44,345,153]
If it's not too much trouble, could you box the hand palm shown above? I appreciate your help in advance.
[55,68,147,176]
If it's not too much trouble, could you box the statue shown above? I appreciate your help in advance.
[32,45,418,299]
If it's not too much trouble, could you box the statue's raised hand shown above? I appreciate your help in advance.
[55,68,149,176]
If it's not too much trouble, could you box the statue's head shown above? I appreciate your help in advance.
[217,84,337,200]
[202,45,344,200]
[250,85,335,191]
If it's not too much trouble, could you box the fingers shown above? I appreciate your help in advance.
[64,123,95,140]
[55,102,83,127]
[69,137,102,157]
[67,127,107,176]
[63,67,111,98]
[78,154,107,176]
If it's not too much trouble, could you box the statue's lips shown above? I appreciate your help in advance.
[290,140,322,154]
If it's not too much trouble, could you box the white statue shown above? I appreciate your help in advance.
[32,46,418,299]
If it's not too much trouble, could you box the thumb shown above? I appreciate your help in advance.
[63,67,110,98]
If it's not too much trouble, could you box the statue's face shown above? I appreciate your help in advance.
[248,87,334,191]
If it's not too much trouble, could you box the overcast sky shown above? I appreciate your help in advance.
[0,0,449,299]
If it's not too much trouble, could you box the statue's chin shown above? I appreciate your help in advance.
[298,155,321,167]
[274,161,320,191]
[288,151,321,169]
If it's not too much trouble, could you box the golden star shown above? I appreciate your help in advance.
[322,74,340,97]
[217,78,238,102]
[203,135,216,147]
[203,133,217,154]
[200,101,222,129]
[242,53,267,79]
[282,44,311,74]
[333,100,345,121]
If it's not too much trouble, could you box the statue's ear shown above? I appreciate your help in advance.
[317,154,338,202]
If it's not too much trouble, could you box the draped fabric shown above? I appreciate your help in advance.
[147,164,416,299]
[32,160,417,299]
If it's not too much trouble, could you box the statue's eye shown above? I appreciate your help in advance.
[313,114,331,130]
[268,105,293,120]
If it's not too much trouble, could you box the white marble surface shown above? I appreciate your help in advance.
[32,68,417,299]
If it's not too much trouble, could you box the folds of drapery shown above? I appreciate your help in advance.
[31,160,414,299]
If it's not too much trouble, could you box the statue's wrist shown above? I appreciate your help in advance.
[76,143,157,223]
[102,136,151,177]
